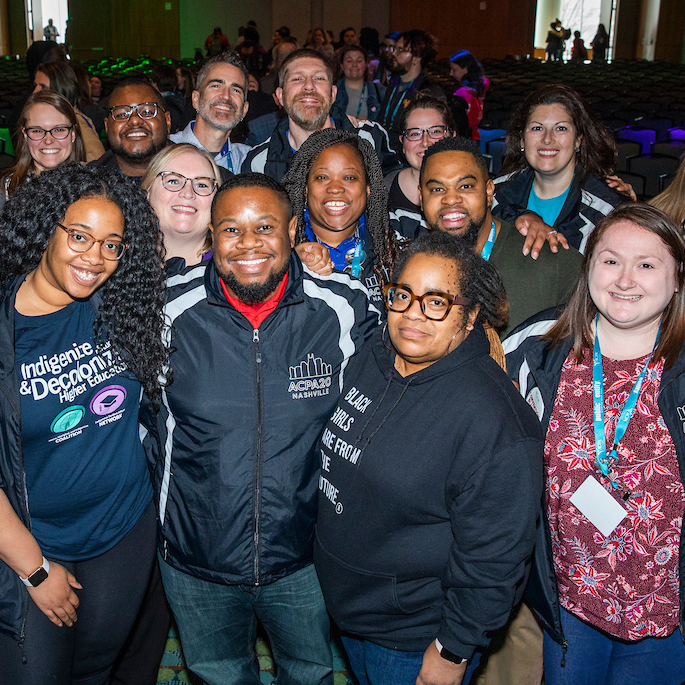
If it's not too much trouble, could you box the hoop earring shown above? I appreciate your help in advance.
[382,322,394,351]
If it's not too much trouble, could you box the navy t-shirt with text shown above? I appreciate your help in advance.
[15,300,151,561]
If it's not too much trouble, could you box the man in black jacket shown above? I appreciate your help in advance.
[144,173,379,685]
[242,48,400,180]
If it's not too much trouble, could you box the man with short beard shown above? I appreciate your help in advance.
[376,30,448,146]
[145,173,378,685]
[419,137,582,337]
[242,48,400,181]
[171,52,251,174]
[89,78,170,181]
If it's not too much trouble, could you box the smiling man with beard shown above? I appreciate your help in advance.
[89,79,170,181]
[144,173,379,685]
[242,48,400,181]
[420,137,582,337]
[171,52,251,174]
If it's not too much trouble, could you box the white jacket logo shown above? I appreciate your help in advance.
[288,354,332,399]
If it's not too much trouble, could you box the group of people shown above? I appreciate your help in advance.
[0,32,684,685]
[547,20,609,63]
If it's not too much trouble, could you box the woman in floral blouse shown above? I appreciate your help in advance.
[504,203,685,684]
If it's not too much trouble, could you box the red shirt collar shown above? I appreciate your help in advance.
[220,272,289,329]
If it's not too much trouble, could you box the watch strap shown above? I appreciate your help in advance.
[20,556,50,587]
[435,638,468,665]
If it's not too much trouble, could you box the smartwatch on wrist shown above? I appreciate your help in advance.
[20,556,50,587]
[435,638,468,665]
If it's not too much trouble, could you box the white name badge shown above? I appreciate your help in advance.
[569,475,627,537]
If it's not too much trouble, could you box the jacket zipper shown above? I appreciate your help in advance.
[253,328,262,585]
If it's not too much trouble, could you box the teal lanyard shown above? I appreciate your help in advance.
[480,221,496,261]
[592,314,659,492]
[356,82,368,118]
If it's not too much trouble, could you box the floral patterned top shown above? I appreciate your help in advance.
[545,347,684,640]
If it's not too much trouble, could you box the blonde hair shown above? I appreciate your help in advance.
[650,153,685,225]
[141,143,222,192]
[142,144,222,259]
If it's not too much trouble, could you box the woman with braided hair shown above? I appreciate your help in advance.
[282,128,399,308]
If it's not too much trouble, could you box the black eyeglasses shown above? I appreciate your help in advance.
[156,172,217,196]
[383,283,471,321]
[109,102,163,121]
[58,224,128,260]
[24,125,74,141]
[401,125,449,141]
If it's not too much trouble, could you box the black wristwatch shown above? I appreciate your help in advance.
[435,638,468,665]
[20,557,50,587]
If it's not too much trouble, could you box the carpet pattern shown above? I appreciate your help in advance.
[156,624,355,684]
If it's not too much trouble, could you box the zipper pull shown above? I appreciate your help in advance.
[253,329,261,363]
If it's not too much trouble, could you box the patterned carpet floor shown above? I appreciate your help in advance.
[156,624,355,684]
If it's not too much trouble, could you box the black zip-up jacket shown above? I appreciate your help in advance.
[314,324,543,657]
[144,255,379,586]
[492,167,625,253]
[240,105,401,181]
[503,308,685,645]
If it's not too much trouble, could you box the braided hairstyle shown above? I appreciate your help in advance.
[282,128,398,285]
[0,164,169,407]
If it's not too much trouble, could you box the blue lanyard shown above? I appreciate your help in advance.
[480,221,496,261]
[355,82,368,118]
[383,78,414,126]
[304,209,366,276]
[592,314,659,490]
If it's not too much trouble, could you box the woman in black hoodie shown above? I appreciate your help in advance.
[314,231,544,685]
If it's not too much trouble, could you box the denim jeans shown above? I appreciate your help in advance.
[159,559,333,685]
[543,607,685,685]
[340,635,424,685]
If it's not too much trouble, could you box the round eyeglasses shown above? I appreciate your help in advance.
[383,283,472,321]
[401,125,449,142]
[109,102,163,121]
[58,224,128,261]
[156,171,218,196]
[24,125,73,141]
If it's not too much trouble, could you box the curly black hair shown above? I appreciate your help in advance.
[392,230,508,330]
[282,128,399,285]
[501,84,617,185]
[0,164,168,406]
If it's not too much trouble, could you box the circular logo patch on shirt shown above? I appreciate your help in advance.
[51,406,86,433]
[90,385,127,416]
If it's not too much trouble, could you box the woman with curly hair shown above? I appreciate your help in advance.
[1,91,85,207]
[449,50,488,141]
[282,128,399,308]
[493,84,632,256]
[0,164,168,685]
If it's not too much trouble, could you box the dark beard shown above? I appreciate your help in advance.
[219,260,289,305]
[388,61,408,75]
[427,214,484,247]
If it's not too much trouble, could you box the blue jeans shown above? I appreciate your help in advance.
[544,607,685,685]
[159,559,333,685]
[340,635,424,685]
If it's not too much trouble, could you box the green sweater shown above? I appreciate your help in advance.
[491,220,583,337]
